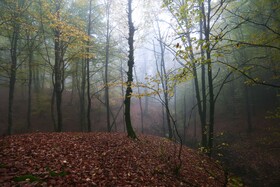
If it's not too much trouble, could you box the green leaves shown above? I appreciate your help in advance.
[47,168,68,177]
[13,174,41,182]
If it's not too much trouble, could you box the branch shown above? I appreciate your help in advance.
[217,60,280,88]
[224,39,280,51]
[226,8,280,37]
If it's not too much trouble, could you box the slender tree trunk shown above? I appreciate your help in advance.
[183,94,187,143]
[174,84,177,121]
[199,3,207,149]
[80,60,86,131]
[86,60,91,132]
[54,3,63,132]
[54,51,63,132]
[184,14,207,149]
[33,66,40,93]
[192,64,207,146]
[192,80,197,140]
[8,22,20,135]
[134,67,144,133]
[162,104,166,136]
[202,0,215,156]
[144,61,149,115]
[86,0,93,132]
[121,61,125,132]
[245,81,252,133]
[144,91,149,115]
[157,21,173,139]
[27,36,34,130]
[124,0,137,139]
[105,0,111,132]
[51,88,57,131]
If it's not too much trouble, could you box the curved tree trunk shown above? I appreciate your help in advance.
[124,0,137,139]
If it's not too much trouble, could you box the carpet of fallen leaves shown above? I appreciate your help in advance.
[0,132,226,186]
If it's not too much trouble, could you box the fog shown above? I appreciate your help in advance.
[0,0,279,186]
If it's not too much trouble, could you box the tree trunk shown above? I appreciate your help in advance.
[54,3,63,132]
[199,2,208,150]
[27,35,34,130]
[162,103,166,136]
[245,81,252,133]
[86,0,93,132]
[80,60,86,131]
[54,46,63,132]
[134,67,144,133]
[183,94,187,143]
[120,61,125,132]
[105,0,111,132]
[51,88,57,131]
[156,21,173,139]
[124,0,137,139]
[202,0,215,156]
[8,22,20,135]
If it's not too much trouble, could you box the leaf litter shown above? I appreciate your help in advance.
[0,132,226,186]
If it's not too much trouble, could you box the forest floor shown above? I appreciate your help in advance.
[0,132,227,186]
[213,121,280,187]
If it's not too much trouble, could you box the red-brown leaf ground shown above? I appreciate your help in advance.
[0,132,226,186]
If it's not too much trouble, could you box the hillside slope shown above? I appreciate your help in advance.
[0,132,226,186]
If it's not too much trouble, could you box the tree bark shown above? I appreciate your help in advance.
[86,0,93,132]
[124,0,137,139]
[134,67,144,133]
[7,12,21,135]
[80,59,86,131]
[105,0,111,132]
[245,79,252,133]
[202,0,215,156]
[156,21,173,139]
[27,34,34,130]
[54,2,63,132]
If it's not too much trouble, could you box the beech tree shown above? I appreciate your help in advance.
[86,0,93,132]
[39,0,90,132]
[163,0,233,155]
[124,0,137,139]
[0,0,33,135]
[104,0,112,132]
[153,21,173,139]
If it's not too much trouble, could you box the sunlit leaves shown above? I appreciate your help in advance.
[38,0,92,62]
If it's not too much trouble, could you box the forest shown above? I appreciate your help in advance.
[0,0,279,186]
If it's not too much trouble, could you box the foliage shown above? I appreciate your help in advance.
[221,0,280,88]
[266,107,280,119]
[227,175,244,187]
[13,174,41,183]
[0,132,226,186]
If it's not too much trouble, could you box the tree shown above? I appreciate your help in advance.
[163,0,233,156]
[219,0,280,122]
[134,67,144,133]
[86,0,93,132]
[124,0,137,139]
[25,17,39,130]
[53,0,65,132]
[38,0,90,132]
[0,0,32,135]
[221,0,280,88]
[104,0,112,132]
[153,21,173,139]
